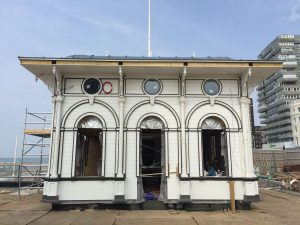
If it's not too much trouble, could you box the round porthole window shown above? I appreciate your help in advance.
[144,79,161,95]
[83,78,101,95]
[203,79,221,96]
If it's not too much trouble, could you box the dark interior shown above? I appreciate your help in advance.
[202,129,226,176]
[140,129,162,199]
[75,128,102,176]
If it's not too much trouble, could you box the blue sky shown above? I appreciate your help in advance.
[0,0,299,157]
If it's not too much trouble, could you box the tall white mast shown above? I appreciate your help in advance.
[147,0,152,57]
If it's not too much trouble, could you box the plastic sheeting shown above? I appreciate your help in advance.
[201,117,224,130]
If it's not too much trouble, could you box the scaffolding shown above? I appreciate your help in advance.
[18,109,52,197]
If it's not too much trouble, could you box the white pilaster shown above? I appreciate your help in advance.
[116,66,125,178]
[180,97,188,177]
[50,66,63,179]
[240,97,255,177]
[180,68,188,177]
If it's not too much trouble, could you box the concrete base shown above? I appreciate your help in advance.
[244,194,260,203]
[113,195,126,204]
[42,195,59,204]
[179,195,192,203]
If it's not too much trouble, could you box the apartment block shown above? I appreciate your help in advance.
[257,34,300,148]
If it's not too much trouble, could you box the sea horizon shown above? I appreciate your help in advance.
[0,157,49,164]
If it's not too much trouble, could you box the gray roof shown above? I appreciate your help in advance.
[18,55,282,62]
[64,55,233,60]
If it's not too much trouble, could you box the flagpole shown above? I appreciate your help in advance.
[148,0,152,57]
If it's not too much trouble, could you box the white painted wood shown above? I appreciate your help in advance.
[220,79,239,95]
[64,78,84,94]
[187,104,240,129]
[188,132,200,177]
[64,77,119,95]
[105,131,117,177]
[58,181,115,200]
[125,79,144,95]
[60,132,74,177]
[185,79,204,95]
[191,180,247,200]
[44,71,259,203]
[160,79,179,95]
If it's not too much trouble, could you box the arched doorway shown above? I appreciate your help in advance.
[139,116,165,201]
[201,116,228,176]
[75,115,103,176]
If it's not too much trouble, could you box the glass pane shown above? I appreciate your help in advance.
[144,79,161,95]
[203,80,220,95]
[78,116,102,128]
[201,117,224,129]
[140,116,164,129]
[83,78,101,95]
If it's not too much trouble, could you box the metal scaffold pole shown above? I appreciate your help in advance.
[18,109,52,198]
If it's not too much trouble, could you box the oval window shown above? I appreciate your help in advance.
[83,78,101,95]
[144,79,161,95]
[203,79,220,96]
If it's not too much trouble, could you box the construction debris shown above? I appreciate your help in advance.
[0,189,11,194]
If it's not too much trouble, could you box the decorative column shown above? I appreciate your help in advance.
[117,66,125,177]
[46,66,63,200]
[51,66,63,179]
[180,67,188,177]
[179,67,191,203]
[240,97,255,177]
[240,67,255,178]
[115,66,125,202]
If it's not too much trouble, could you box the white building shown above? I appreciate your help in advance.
[19,56,281,207]
[290,99,300,147]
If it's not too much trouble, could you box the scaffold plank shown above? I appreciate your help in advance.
[24,129,51,138]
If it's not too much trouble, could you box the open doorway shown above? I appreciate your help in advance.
[201,117,228,176]
[139,116,165,201]
[75,116,103,177]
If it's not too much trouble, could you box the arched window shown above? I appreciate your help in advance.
[140,116,164,129]
[139,116,166,201]
[75,116,103,176]
[201,117,225,130]
[201,117,228,176]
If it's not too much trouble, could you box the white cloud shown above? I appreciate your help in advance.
[284,0,300,22]
[47,1,146,41]
[77,15,146,40]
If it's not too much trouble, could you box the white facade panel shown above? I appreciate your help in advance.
[220,79,239,95]
[187,132,200,177]
[64,78,84,94]
[104,131,117,177]
[125,79,144,95]
[60,132,74,178]
[160,79,179,95]
[58,181,115,200]
[185,79,204,95]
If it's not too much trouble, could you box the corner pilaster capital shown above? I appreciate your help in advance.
[240,97,250,104]
[180,96,186,103]
[119,96,125,103]
[56,95,64,102]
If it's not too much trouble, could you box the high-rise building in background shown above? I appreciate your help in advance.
[257,34,300,148]
[290,99,300,146]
